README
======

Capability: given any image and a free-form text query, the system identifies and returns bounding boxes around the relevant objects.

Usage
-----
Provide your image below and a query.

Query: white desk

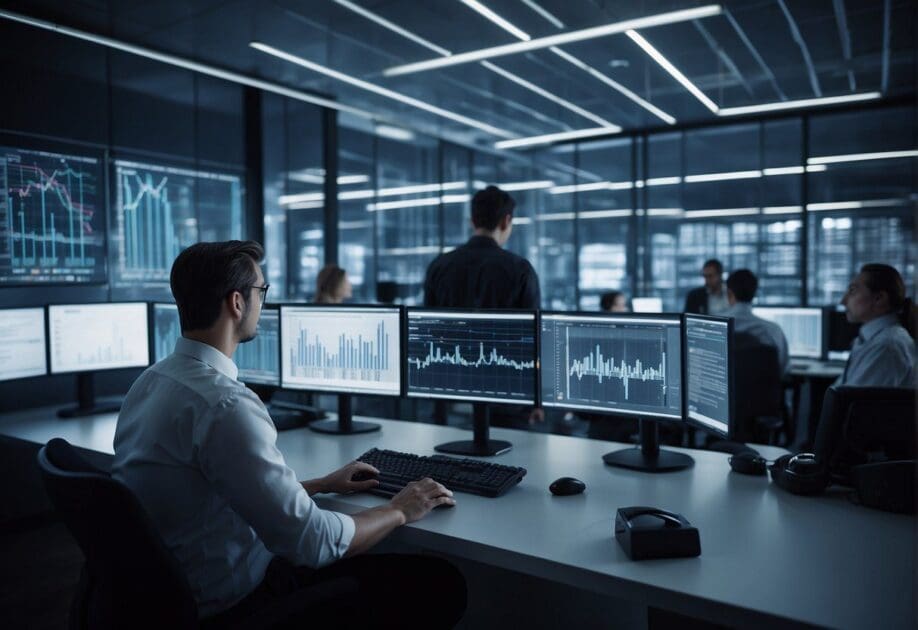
[1,408,914,629]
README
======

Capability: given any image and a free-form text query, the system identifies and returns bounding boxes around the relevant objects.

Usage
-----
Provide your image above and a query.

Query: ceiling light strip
[718,92,880,116]
[625,30,720,114]
[807,149,918,165]
[384,5,723,76]
[460,0,532,40]
[550,47,677,125]
[250,42,514,138]
[496,126,621,149]
[521,0,565,29]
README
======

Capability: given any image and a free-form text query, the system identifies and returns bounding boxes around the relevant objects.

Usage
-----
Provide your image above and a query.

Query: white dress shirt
[112,337,354,617]
[724,302,790,374]
[836,313,915,388]
[707,288,730,315]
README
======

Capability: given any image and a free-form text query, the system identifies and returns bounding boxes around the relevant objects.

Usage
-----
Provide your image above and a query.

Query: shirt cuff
[335,511,356,556]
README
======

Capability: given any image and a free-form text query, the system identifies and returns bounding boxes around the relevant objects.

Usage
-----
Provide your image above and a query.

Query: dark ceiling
[2,0,915,149]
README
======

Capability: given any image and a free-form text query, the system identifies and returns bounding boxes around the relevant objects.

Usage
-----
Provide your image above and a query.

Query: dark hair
[726,269,758,303]
[471,185,516,231]
[315,264,347,304]
[702,259,724,274]
[860,263,915,334]
[170,240,264,332]
[600,291,625,311]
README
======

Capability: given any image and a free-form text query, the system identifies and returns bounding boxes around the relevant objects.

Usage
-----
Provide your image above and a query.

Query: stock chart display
[236,308,280,386]
[113,159,242,291]
[406,310,537,405]
[0,145,106,284]
[541,314,683,419]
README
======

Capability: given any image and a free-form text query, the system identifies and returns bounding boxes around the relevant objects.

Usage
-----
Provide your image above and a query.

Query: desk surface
[1,408,914,630]
[788,358,845,379]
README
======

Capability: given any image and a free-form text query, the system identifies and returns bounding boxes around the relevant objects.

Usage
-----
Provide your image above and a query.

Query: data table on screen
[0,145,106,284]
[540,315,682,418]
[0,308,47,381]
[685,316,731,436]
[751,306,822,358]
[49,303,150,374]
[406,311,536,405]
[280,306,401,396]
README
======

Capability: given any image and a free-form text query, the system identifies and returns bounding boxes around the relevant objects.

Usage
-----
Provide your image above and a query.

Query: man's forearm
[344,505,406,557]
[301,478,328,496]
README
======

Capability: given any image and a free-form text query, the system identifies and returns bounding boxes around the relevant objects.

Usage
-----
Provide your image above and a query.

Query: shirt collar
[706,286,725,297]
[725,302,753,316]
[174,337,239,381]
[467,235,499,248]
[859,313,899,342]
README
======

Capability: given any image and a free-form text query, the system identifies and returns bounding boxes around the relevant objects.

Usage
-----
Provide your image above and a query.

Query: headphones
[729,451,831,496]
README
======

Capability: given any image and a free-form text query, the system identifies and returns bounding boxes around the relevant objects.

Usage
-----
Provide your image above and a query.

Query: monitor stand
[435,403,512,457]
[58,373,122,418]
[309,394,380,435]
[602,419,694,472]
[250,386,326,431]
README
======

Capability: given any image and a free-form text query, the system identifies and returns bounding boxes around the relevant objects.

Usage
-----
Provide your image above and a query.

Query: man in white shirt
[835,263,915,388]
[684,259,730,315]
[113,241,465,627]
[722,269,789,374]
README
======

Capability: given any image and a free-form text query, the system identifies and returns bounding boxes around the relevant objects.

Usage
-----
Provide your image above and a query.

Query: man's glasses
[250,284,270,306]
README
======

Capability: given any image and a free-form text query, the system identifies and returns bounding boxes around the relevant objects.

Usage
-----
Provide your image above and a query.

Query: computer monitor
[152,303,181,362]
[631,297,663,313]
[540,312,689,471]
[683,315,734,439]
[751,306,823,359]
[280,304,401,434]
[48,302,150,417]
[825,306,860,362]
[406,309,537,456]
[0,307,47,381]
[236,306,280,387]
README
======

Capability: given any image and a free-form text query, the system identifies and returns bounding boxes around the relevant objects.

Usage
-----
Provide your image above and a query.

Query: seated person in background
[836,263,915,388]
[600,290,629,313]
[315,263,352,304]
[723,269,789,375]
[684,258,730,315]
[113,241,465,627]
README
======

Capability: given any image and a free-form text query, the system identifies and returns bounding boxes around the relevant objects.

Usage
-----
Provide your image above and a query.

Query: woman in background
[315,264,352,304]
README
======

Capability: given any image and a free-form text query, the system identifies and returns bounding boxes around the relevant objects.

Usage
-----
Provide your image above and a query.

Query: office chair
[813,386,916,483]
[37,438,355,630]
[732,333,786,445]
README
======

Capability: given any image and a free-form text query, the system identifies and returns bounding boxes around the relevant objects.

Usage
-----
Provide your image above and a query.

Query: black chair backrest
[814,386,916,482]
[732,332,783,443]
[37,438,198,630]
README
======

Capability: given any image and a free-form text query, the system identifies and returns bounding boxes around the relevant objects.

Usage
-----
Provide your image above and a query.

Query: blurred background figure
[600,290,629,313]
[315,264,352,304]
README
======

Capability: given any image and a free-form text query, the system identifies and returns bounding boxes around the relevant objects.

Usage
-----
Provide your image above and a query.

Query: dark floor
[0,518,83,630]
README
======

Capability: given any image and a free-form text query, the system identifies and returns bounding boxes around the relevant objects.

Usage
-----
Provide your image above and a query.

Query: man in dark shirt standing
[424,185,540,309]
[424,185,542,427]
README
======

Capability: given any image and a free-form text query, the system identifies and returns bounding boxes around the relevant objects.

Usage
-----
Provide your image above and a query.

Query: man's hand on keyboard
[389,478,456,523]
[320,461,381,494]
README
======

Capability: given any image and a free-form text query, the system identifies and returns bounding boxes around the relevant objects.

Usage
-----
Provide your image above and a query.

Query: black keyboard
[355,448,527,498]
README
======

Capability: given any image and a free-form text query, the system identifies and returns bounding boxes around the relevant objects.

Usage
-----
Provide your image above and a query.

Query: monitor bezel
[236,305,281,387]
[750,305,824,359]
[404,307,538,406]
[537,310,684,420]
[0,306,48,382]
[279,303,404,398]
[682,313,735,439]
[47,301,152,375]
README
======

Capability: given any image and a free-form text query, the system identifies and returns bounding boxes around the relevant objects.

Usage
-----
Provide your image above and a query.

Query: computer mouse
[729,451,768,476]
[786,452,820,475]
[549,477,586,496]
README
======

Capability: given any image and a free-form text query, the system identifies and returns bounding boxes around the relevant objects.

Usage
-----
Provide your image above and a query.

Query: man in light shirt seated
[723,269,789,375]
[112,240,465,627]
[835,263,915,388]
